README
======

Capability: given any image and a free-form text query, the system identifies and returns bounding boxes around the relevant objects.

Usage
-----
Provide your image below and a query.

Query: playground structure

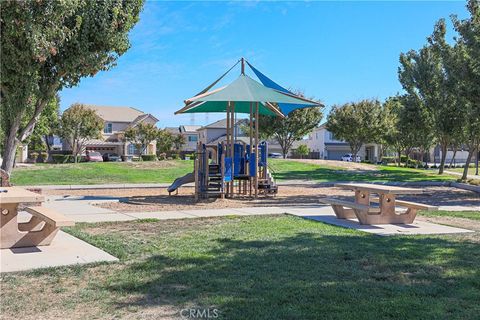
[171,58,323,200]
[193,140,277,199]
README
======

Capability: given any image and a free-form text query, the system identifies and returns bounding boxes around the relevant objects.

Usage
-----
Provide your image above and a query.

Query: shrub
[382,156,395,164]
[30,152,39,161]
[171,154,179,160]
[141,154,157,161]
[52,154,71,164]
[184,153,196,160]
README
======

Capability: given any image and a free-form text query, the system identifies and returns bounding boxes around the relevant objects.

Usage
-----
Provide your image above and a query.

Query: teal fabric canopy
[180,101,279,116]
[176,74,321,117]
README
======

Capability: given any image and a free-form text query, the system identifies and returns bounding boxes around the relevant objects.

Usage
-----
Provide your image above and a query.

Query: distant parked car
[102,153,121,162]
[341,153,361,162]
[85,151,103,162]
[268,153,283,159]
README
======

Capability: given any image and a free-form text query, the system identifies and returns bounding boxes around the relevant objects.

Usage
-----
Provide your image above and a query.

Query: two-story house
[179,125,201,152]
[306,123,381,162]
[64,105,158,158]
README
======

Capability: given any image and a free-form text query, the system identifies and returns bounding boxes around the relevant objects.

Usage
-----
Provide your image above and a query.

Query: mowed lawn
[269,159,455,183]
[10,160,194,185]
[11,159,456,186]
[1,215,479,320]
[420,210,480,221]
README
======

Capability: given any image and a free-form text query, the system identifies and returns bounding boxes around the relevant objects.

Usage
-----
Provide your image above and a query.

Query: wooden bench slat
[370,198,438,211]
[319,197,381,213]
[25,206,75,228]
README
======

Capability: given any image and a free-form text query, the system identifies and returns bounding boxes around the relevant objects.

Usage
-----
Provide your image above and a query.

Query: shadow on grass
[104,231,480,319]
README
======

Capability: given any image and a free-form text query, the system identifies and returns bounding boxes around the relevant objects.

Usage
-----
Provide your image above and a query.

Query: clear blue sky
[59,0,468,127]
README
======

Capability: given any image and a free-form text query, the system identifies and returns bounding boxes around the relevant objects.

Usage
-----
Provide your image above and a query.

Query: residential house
[428,145,476,165]
[180,125,201,152]
[306,123,381,162]
[63,105,158,158]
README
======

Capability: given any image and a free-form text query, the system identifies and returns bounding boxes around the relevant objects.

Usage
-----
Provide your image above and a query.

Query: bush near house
[141,154,157,161]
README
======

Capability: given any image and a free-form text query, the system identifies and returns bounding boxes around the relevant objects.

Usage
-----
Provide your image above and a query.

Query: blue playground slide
[167,172,195,193]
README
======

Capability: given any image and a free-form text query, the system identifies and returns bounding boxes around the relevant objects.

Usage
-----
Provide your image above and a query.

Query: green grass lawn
[1,215,478,319]
[269,159,455,183]
[10,160,194,185]
[420,210,480,221]
[11,159,456,186]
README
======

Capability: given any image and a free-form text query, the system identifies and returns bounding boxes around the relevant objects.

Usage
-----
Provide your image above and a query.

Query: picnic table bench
[1,187,74,249]
[319,183,438,225]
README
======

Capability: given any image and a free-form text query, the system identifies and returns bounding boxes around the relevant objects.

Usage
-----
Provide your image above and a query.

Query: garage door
[326,150,347,160]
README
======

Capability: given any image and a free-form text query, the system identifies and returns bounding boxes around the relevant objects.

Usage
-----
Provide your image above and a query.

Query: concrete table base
[0,231,118,273]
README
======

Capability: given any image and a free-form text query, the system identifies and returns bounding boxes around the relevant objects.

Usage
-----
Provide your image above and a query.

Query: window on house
[188,135,198,142]
[104,123,112,134]
[128,144,138,155]
[329,132,338,141]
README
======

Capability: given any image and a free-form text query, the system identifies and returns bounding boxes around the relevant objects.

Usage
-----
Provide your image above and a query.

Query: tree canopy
[1,0,144,173]
[58,104,103,162]
[124,123,159,157]
[326,99,383,160]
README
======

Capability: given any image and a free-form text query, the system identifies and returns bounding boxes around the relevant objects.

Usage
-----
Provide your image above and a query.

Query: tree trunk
[461,148,474,181]
[397,149,402,167]
[44,135,52,152]
[1,116,22,174]
[448,147,457,168]
[476,148,479,176]
[438,143,447,174]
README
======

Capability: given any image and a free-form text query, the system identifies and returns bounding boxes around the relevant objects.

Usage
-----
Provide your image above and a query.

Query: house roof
[165,127,180,134]
[180,125,201,133]
[199,118,247,130]
[81,105,158,123]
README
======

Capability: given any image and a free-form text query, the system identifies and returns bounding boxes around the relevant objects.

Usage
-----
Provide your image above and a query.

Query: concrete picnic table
[320,183,436,225]
[0,186,74,249]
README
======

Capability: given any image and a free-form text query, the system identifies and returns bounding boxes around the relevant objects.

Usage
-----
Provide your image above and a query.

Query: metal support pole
[249,102,253,197]
[255,102,259,198]
[231,101,235,196]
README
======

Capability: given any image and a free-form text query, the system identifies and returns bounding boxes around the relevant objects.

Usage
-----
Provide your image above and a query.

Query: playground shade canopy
[175,60,323,117]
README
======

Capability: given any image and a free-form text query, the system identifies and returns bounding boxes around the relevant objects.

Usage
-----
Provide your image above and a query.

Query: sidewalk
[24,180,454,190]
[39,194,480,224]
[445,170,479,180]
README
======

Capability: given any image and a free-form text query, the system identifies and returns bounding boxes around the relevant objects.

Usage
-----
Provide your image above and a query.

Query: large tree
[398,40,462,174]
[1,0,143,173]
[124,123,159,158]
[258,107,323,159]
[326,99,383,161]
[156,129,175,155]
[58,104,103,162]
[430,0,480,180]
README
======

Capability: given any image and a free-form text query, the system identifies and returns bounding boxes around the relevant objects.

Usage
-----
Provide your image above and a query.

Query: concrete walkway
[445,170,479,180]
[0,231,118,273]
[37,196,476,235]
[20,180,455,190]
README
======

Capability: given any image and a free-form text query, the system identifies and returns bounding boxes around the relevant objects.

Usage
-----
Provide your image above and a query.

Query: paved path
[21,195,472,236]
[23,180,458,190]
[445,170,479,180]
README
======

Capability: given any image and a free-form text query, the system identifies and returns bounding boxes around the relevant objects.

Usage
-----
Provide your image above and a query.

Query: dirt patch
[288,159,377,171]
[44,185,480,213]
